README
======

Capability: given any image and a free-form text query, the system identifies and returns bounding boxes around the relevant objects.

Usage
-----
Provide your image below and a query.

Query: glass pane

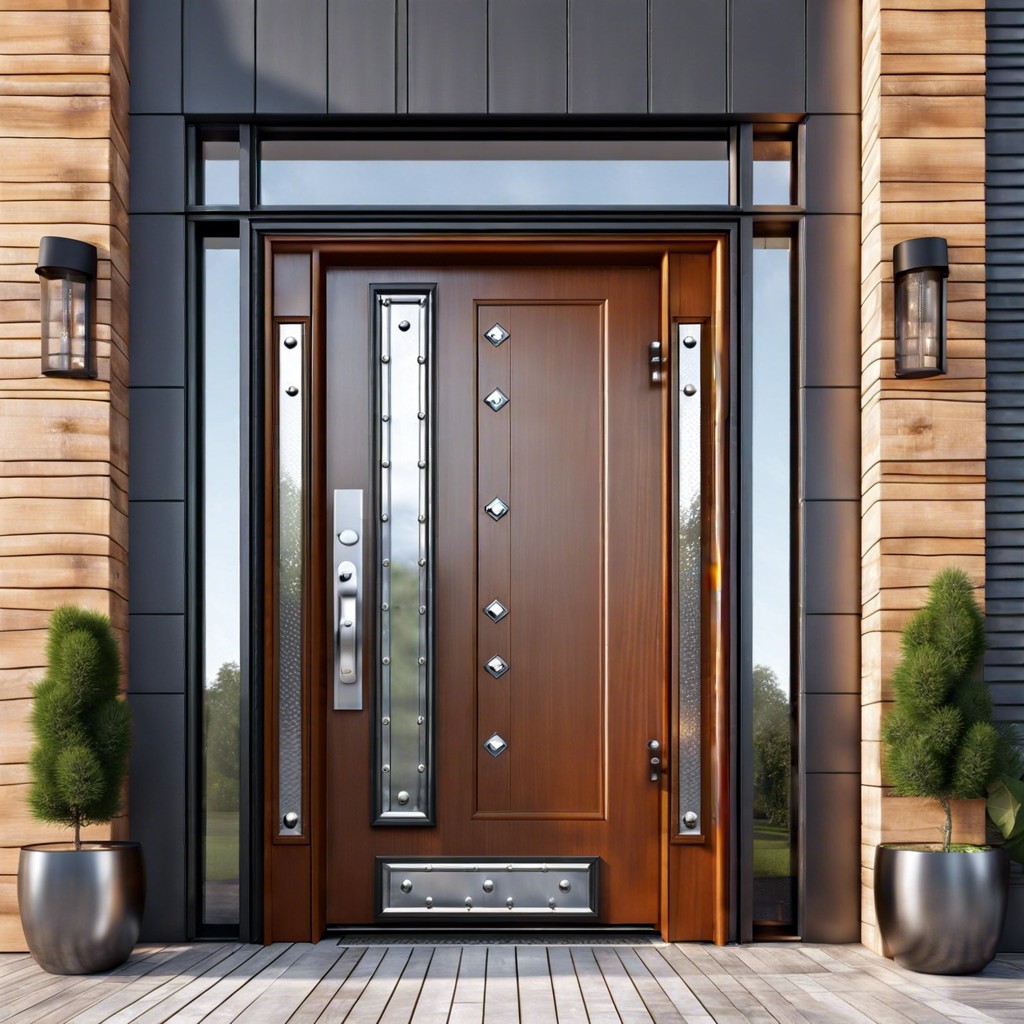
[260,139,730,206]
[278,323,305,835]
[376,291,433,822]
[753,139,794,206]
[751,238,795,930]
[202,238,241,926]
[201,137,240,206]
[676,323,703,834]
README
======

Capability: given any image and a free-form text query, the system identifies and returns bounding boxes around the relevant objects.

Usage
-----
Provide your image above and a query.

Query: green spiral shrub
[882,568,1019,851]
[28,606,131,850]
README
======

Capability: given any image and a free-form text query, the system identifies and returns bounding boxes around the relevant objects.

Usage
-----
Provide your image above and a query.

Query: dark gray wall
[128,0,862,943]
[986,1,1024,952]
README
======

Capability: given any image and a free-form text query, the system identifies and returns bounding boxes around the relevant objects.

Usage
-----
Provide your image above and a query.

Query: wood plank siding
[986,0,1024,949]
[0,0,129,950]
[861,0,988,954]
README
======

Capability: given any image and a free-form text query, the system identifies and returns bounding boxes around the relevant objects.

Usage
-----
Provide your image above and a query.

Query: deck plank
[613,946,687,1024]
[313,945,387,1023]
[515,946,557,1024]
[287,945,365,1024]
[198,943,312,1024]
[592,947,654,1023]
[379,946,434,1024]
[409,945,460,1024]
[230,941,344,1023]
[569,946,621,1024]
[482,946,518,1024]
[345,945,414,1024]
[633,946,714,1023]
[547,946,590,1023]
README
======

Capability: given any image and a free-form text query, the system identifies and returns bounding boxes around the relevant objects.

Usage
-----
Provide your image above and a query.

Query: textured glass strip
[376,291,433,823]
[677,323,703,834]
[278,322,304,835]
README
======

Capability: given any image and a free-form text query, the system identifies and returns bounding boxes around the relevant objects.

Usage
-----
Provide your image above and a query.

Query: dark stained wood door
[324,265,664,925]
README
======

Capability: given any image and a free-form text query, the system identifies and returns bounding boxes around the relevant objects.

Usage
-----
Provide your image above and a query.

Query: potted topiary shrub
[17,605,144,974]
[875,568,1021,974]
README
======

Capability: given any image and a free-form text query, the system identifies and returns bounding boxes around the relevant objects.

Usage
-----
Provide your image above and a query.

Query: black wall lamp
[893,236,948,378]
[35,235,97,378]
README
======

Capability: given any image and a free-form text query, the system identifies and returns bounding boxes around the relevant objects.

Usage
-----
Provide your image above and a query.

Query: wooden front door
[324,264,662,925]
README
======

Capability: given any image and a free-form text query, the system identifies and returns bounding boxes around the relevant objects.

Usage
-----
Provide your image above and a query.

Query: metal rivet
[683,384,697,397]
[381,513,389,522]
[382,459,390,468]
[382,298,391,306]
[418,460,426,469]
[426,897,433,908]
[397,791,410,805]
[417,355,426,364]
[382,414,390,422]
[418,412,426,420]
[482,879,494,893]
[382,716,391,726]
[382,657,390,665]
[683,811,698,829]
[382,602,389,611]
[485,656,509,678]
[485,497,510,521]
[418,514,426,523]
[418,558,426,566]
[418,657,426,665]
[506,897,515,908]
[401,879,413,893]
[383,559,390,567]
[683,335,697,349]
[283,336,298,349]
[417,764,425,773]
[419,606,427,614]
[485,323,510,346]
[382,355,391,364]
[282,811,299,829]
[548,898,556,909]
[417,716,425,725]
[382,764,390,773]
[339,529,359,545]
[559,879,571,893]
[285,385,299,397]
[465,897,473,909]
[398,320,411,331]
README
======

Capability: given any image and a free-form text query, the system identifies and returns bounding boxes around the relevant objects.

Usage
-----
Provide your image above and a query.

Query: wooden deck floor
[0,940,1021,1024]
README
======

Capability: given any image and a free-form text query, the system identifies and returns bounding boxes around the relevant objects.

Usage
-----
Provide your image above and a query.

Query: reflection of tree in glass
[205,661,240,812]
[753,664,790,827]
[387,561,423,776]
[277,471,303,815]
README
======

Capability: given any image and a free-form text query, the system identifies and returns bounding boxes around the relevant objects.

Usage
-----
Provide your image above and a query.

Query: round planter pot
[874,845,1008,975]
[18,841,145,975]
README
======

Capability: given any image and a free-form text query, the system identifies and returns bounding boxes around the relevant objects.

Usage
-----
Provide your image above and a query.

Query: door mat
[332,930,663,945]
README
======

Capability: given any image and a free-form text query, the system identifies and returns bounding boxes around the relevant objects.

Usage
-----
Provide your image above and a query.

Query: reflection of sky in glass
[202,140,240,206]
[262,154,729,206]
[753,159,791,206]
[203,242,241,685]
[387,308,422,564]
[752,244,791,690]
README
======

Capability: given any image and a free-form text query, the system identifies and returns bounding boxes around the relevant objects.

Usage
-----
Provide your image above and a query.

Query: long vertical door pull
[334,489,363,710]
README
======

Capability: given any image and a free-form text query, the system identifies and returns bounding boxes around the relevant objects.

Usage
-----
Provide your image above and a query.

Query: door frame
[261,232,732,944]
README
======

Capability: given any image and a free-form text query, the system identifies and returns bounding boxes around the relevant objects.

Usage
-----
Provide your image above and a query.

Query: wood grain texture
[861,0,985,953]
[0,2,127,951]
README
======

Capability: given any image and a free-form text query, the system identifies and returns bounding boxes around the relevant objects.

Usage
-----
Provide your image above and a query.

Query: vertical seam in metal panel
[646,0,652,114]
[486,0,491,113]
[566,0,572,113]
[726,0,733,114]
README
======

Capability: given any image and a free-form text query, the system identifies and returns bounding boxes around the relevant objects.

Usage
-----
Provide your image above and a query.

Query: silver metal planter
[874,845,1008,975]
[18,841,145,975]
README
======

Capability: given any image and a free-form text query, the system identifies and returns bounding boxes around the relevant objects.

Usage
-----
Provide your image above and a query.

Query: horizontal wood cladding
[861,0,987,953]
[0,0,128,951]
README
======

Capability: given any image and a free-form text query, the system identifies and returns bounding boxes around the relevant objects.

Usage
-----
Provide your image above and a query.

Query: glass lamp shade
[893,237,948,379]
[35,236,97,379]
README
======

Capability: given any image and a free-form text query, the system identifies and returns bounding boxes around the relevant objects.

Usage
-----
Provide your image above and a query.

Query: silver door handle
[338,561,358,683]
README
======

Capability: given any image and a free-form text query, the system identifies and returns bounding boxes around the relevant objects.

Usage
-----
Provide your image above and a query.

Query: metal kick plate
[378,858,599,919]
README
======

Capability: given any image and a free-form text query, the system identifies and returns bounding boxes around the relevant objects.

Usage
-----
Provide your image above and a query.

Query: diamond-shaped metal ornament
[485,323,510,346]
[485,497,509,520]
[483,388,509,412]
[485,655,509,678]
[484,599,509,623]
[484,733,508,757]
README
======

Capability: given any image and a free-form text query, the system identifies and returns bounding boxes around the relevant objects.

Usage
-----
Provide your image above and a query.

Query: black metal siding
[987,1,1024,952]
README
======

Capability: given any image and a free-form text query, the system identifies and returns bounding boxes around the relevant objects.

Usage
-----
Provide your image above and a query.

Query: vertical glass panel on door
[201,237,241,927]
[751,237,795,932]
[259,138,731,207]
[373,288,434,824]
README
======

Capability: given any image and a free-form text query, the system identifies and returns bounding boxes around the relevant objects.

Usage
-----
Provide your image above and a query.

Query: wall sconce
[893,236,948,378]
[35,236,97,378]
